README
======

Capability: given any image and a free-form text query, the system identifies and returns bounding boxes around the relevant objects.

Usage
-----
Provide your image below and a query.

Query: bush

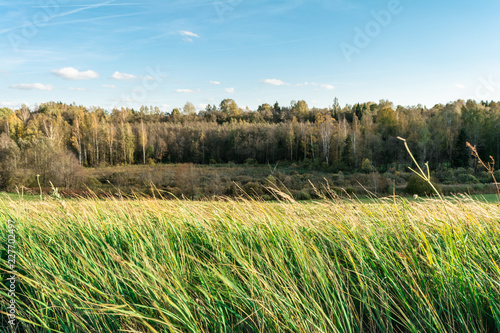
[296,190,311,201]
[266,175,277,185]
[437,168,456,184]
[261,194,273,201]
[406,174,441,196]
[477,171,493,184]
[361,158,375,173]
[494,170,500,182]
[243,182,263,196]
[165,186,182,198]
[456,173,479,184]
[224,183,239,196]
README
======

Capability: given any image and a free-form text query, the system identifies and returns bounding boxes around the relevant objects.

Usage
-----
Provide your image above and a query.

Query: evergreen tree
[341,135,355,170]
[452,128,469,168]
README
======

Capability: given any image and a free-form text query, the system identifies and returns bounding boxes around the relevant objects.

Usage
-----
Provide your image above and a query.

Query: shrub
[165,186,182,198]
[296,190,311,201]
[261,194,273,201]
[406,174,441,196]
[224,183,239,196]
[494,170,500,182]
[472,184,486,192]
[361,158,375,173]
[477,171,493,184]
[456,173,479,184]
[244,158,258,165]
[437,168,456,184]
[243,182,263,196]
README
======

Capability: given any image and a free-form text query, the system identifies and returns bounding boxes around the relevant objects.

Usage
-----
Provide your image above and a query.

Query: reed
[0,194,499,332]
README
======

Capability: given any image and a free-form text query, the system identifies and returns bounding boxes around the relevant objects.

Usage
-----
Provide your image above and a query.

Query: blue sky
[1,0,500,112]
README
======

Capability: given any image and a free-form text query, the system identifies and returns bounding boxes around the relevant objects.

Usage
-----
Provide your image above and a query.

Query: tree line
[0,98,499,189]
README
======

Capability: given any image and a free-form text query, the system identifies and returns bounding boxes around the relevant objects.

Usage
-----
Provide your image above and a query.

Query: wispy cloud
[210,81,221,85]
[175,89,194,93]
[321,84,335,90]
[112,71,137,80]
[102,84,116,88]
[42,12,146,28]
[34,3,142,8]
[53,67,99,80]
[69,87,87,91]
[179,30,200,42]
[225,87,235,93]
[10,83,53,91]
[455,83,466,89]
[180,30,200,38]
[262,79,289,86]
[50,0,114,19]
[0,1,115,34]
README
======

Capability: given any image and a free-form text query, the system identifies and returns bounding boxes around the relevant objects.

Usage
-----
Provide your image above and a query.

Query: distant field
[9,162,498,202]
[1,195,499,332]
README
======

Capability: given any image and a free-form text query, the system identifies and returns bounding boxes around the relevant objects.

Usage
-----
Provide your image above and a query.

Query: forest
[0,98,499,194]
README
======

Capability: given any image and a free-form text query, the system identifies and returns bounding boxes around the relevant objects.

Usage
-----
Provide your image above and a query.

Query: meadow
[1,193,500,332]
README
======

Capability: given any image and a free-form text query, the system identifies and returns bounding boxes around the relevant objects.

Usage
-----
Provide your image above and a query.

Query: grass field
[1,194,500,332]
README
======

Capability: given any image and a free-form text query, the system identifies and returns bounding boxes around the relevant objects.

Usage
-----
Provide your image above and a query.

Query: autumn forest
[0,98,499,196]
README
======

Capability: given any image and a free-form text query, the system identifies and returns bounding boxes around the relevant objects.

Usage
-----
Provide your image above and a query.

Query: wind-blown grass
[1,195,500,332]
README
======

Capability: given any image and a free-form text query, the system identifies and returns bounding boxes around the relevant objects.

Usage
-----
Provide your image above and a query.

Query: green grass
[469,193,500,203]
[1,195,500,332]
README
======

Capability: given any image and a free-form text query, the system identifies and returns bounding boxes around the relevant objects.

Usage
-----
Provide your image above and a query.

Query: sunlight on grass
[1,195,499,332]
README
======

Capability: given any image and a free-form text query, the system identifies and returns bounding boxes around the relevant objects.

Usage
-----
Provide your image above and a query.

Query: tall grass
[1,195,500,332]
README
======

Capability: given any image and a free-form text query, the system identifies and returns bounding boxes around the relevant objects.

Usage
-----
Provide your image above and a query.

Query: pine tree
[452,128,469,168]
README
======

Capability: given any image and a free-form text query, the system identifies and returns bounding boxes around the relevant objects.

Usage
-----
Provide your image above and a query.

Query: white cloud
[179,30,200,42]
[210,81,221,85]
[198,103,208,110]
[175,89,194,93]
[455,83,466,89]
[52,67,99,80]
[112,71,137,80]
[262,79,289,86]
[321,84,335,90]
[10,83,53,91]
[102,84,116,88]
[310,82,319,86]
[69,87,87,91]
[225,87,235,93]
[179,30,200,38]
